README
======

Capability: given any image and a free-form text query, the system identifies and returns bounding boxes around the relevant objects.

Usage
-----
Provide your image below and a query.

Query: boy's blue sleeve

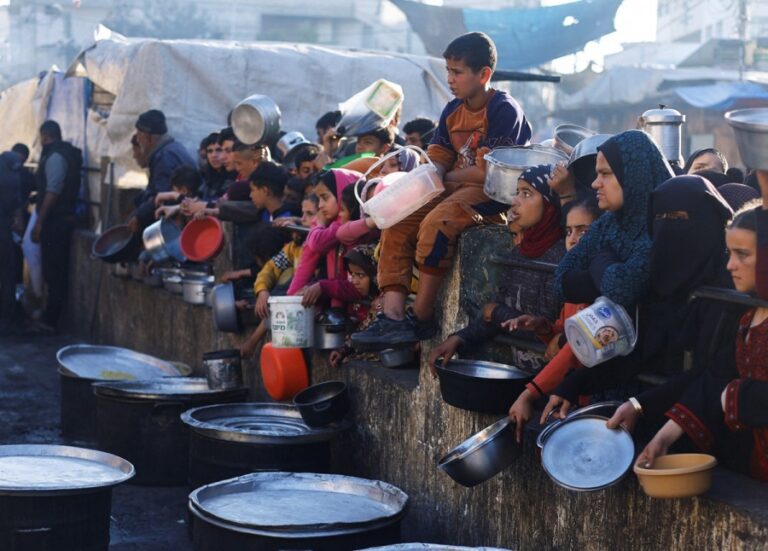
[485,93,532,148]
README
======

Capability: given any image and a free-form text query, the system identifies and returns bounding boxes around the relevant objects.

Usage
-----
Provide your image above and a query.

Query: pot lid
[189,472,408,537]
[92,377,247,401]
[181,402,348,444]
[56,344,180,381]
[640,104,685,124]
[437,358,530,381]
[541,415,634,491]
[0,444,134,494]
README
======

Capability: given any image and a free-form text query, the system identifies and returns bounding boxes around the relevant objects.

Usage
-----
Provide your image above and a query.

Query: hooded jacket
[287,169,362,295]
[555,130,674,312]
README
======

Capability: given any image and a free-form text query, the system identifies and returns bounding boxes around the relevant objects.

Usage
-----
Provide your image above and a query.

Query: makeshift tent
[69,27,451,168]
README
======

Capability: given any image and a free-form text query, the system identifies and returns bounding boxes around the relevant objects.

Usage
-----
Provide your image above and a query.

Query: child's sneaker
[350,313,418,351]
[407,312,438,340]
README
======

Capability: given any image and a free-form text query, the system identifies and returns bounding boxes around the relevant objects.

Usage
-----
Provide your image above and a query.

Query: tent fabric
[393,0,621,70]
[75,29,451,168]
[557,66,768,111]
[674,82,768,110]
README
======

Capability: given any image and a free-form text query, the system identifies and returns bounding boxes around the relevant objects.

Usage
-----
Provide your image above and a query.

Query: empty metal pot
[202,349,243,390]
[438,417,519,487]
[232,94,282,146]
[293,381,350,428]
[182,275,215,306]
[142,217,186,264]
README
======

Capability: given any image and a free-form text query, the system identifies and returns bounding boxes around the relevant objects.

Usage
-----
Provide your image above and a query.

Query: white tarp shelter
[0,26,451,193]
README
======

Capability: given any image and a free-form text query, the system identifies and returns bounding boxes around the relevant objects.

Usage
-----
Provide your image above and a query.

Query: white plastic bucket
[355,145,444,229]
[268,296,314,349]
[564,296,638,367]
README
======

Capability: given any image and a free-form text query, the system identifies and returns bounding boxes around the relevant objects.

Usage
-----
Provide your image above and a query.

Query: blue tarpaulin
[393,0,622,70]
[674,82,768,110]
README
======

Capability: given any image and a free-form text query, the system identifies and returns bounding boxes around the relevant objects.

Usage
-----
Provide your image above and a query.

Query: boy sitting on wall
[352,31,532,350]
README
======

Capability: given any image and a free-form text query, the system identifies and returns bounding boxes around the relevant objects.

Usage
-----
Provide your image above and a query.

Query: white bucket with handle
[268,296,314,348]
[564,296,638,367]
[354,145,444,229]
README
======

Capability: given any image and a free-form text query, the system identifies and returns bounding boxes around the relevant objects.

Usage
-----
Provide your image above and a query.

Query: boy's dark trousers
[0,219,17,324]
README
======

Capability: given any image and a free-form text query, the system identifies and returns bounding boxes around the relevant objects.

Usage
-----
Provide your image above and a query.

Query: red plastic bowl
[260,343,308,401]
[180,216,224,262]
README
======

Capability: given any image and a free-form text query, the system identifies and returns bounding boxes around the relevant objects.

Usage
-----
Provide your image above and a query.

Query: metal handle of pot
[312,401,333,412]
[12,527,52,551]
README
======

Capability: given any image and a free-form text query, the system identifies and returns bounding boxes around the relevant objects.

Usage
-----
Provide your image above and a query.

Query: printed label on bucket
[564,297,636,368]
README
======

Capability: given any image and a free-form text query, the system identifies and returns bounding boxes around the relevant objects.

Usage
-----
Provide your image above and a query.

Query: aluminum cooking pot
[92,224,142,264]
[182,274,215,306]
[438,417,519,487]
[313,309,349,350]
[277,131,315,164]
[232,94,282,146]
[142,217,186,264]
[536,401,623,449]
[725,108,768,170]
[293,381,350,428]
[211,282,240,333]
[484,145,568,205]
[553,124,595,156]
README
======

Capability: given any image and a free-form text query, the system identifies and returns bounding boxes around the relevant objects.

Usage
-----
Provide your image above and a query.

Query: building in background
[657,0,768,43]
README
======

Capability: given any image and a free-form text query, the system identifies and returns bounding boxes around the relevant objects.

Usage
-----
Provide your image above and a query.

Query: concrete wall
[67,223,768,550]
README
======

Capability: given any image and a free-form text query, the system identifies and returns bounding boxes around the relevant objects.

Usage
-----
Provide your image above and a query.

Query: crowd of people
[2,30,768,483]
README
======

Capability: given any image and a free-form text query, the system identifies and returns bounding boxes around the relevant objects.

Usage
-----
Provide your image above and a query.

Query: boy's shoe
[350,313,418,352]
[408,312,438,340]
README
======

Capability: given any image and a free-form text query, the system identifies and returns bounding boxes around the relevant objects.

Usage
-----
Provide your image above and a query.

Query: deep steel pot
[725,108,768,170]
[183,275,215,306]
[293,381,350,428]
[181,403,347,489]
[142,217,186,264]
[188,472,407,551]
[438,417,519,487]
[639,104,685,165]
[59,368,98,443]
[93,379,247,486]
[91,224,142,264]
[162,275,184,294]
[232,94,282,146]
[313,310,348,350]
[212,282,240,333]
[0,445,133,551]
[202,349,243,390]
[435,359,531,414]
[483,145,568,205]
[378,348,416,369]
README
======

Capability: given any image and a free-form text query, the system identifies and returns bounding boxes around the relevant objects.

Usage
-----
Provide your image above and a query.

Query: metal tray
[92,377,247,401]
[56,344,180,380]
[437,358,530,380]
[540,415,634,492]
[181,402,350,444]
[188,471,408,537]
[0,444,134,495]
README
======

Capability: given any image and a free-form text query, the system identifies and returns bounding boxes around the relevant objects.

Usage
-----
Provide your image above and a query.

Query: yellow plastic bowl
[634,453,717,498]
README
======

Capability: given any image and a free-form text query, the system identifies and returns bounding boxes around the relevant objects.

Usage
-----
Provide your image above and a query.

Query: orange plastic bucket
[259,343,308,401]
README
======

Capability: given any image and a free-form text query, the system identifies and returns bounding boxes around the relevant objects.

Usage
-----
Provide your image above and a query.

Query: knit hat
[135,109,168,135]
[519,164,556,203]
[717,183,760,212]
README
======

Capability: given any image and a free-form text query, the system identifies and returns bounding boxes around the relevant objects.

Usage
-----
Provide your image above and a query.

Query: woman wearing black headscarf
[547,175,740,420]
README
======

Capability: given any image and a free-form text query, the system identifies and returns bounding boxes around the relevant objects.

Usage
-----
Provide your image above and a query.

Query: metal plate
[439,359,530,380]
[181,403,349,444]
[189,472,408,537]
[56,344,180,381]
[92,377,247,401]
[0,444,134,494]
[541,415,634,492]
